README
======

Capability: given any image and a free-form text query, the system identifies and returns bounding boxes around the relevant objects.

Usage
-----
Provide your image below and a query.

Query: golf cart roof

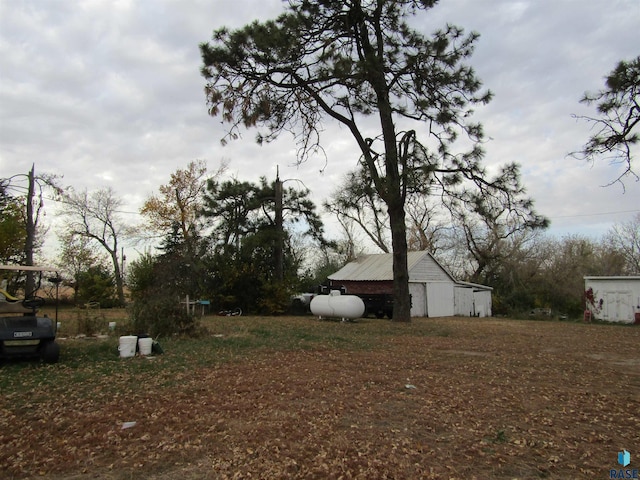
[0,265,59,273]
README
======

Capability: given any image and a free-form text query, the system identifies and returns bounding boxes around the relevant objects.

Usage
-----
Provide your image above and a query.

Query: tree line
[2,160,639,328]
[2,1,638,332]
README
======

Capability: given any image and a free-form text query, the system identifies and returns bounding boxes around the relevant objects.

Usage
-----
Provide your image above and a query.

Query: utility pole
[25,165,36,295]
[121,247,126,285]
[4,165,58,296]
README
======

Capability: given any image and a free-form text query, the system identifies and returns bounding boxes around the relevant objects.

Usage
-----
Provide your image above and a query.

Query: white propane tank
[310,290,365,320]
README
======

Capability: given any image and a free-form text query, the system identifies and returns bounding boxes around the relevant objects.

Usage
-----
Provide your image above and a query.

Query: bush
[76,265,118,308]
[129,295,200,337]
[128,253,201,337]
[256,282,291,315]
[76,306,106,336]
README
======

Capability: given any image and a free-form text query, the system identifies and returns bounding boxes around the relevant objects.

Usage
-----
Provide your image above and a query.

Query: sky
[1,0,639,262]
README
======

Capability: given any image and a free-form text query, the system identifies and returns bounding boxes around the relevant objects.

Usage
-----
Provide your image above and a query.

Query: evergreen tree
[201,0,521,320]
[572,56,640,186]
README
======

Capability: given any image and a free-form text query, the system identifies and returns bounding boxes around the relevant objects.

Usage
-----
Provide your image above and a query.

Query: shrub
[256,282,291,315]
[127,252,201,337]
[129,295,199,337]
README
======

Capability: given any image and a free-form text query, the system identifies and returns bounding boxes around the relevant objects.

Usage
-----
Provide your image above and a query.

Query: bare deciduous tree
[605,213,640,274]
[60,187,135,306]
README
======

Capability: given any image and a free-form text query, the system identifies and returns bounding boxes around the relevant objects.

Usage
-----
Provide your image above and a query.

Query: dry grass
[1,315,638,479]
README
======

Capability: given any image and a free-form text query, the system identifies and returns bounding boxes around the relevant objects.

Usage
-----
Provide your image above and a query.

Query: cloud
[1,0,639,261]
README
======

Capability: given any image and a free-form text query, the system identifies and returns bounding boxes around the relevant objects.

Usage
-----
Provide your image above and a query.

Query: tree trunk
[110,248,125,306]
[388,200,411,322]
[376,104,411,322]
[375,81,411,322]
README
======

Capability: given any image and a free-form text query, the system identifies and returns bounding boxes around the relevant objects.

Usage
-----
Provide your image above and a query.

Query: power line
[549,209,640,219]
[11,192,142,215]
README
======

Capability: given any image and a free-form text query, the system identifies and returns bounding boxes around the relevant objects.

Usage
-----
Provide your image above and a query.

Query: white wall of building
[474,290,492,317]
[585,276,640,324]
[409,282,427,317]
[426,282,455,317]
[454,286,474,316]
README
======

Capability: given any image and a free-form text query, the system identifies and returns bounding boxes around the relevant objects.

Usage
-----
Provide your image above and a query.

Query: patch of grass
[0,315,451,398]
[40,305,131,337]
[0,314,454,419]
[230,316,444,351]
[493,429,508,444]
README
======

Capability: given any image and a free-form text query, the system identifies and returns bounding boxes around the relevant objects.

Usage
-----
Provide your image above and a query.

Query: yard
[1,312,638,479]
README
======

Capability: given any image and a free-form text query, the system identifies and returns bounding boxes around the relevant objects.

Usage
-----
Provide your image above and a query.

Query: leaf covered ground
[1,316,638,479]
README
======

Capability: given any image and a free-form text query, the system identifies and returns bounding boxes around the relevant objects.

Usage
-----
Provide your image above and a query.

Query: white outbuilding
[454,281,493,318]
[584,276,640,324]
[327,251,492,318]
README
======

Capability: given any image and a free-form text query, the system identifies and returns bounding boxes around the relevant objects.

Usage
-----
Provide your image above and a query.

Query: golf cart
[0,265,62,364]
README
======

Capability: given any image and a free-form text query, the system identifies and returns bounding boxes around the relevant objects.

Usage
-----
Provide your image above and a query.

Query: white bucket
[118,336,138,358]
[138,337,153,356]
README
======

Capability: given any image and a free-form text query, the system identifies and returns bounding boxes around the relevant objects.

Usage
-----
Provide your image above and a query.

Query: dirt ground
[2,317,639,479]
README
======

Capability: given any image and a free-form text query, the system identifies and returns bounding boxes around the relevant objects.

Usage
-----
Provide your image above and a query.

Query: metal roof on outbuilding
[328,251,454,282]
[455,280,494,291]
[584,276,640,280]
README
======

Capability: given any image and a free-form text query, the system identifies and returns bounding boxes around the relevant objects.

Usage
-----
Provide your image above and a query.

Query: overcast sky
[1,0,639,260]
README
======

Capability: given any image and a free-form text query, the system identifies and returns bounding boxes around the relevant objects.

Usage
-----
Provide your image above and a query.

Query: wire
[549,209,640,219]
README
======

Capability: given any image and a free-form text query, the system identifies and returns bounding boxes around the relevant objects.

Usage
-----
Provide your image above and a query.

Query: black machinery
[0,265,61,364]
